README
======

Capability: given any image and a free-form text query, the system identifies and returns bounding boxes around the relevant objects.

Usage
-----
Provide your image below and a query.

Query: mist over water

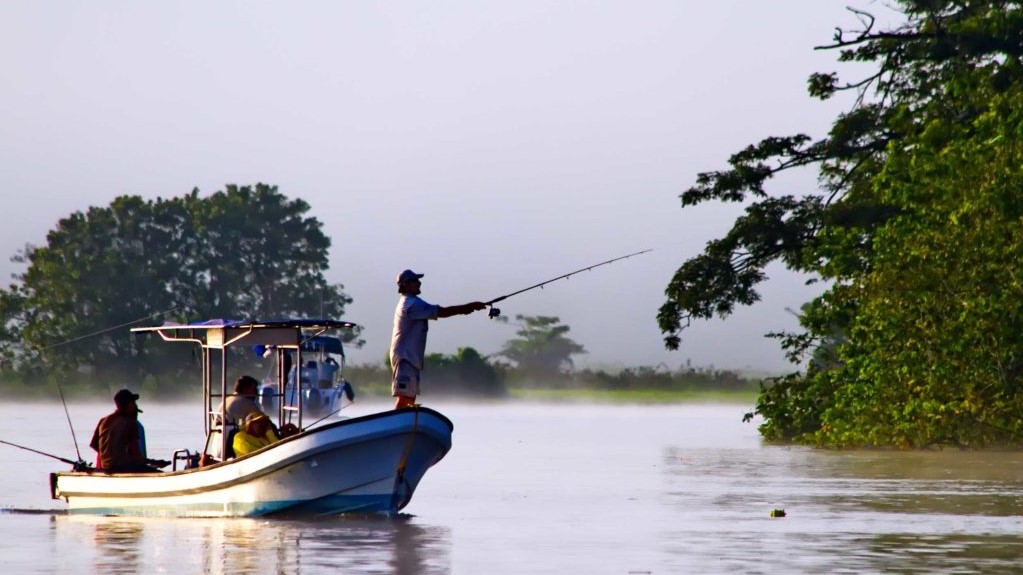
[2,401,1022,574]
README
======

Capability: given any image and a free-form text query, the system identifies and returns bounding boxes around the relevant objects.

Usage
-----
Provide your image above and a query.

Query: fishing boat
[256,334,354,419]
[49,319,453,517]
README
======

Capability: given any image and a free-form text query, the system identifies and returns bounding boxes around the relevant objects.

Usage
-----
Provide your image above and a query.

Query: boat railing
[130,319,359,457]
[172,448,200,471]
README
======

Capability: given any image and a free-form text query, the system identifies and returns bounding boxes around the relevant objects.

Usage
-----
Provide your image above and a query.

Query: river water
[1,400,1022,574]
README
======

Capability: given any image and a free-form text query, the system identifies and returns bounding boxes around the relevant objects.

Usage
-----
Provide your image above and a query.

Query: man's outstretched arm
[437,301,487,318]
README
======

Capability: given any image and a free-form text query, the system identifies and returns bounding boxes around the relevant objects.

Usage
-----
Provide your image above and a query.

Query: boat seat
[204,425,239,461]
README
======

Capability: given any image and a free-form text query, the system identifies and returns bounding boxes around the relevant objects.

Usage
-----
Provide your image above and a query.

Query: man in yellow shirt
[233,411,278,457]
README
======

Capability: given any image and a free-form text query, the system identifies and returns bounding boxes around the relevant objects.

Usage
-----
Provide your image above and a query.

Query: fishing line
[34,306,181,353]
[303,382,356,430]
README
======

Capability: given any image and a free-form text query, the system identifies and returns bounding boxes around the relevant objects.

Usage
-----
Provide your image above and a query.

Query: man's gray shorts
[392,360,420,398]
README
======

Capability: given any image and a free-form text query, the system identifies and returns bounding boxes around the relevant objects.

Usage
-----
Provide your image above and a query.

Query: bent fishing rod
[484,249,651,319]
[56,380,84,465]
[0,439,91,471]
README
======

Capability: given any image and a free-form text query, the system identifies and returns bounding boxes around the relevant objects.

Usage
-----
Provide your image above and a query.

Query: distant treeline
[345,350,760,399]
[0,347,761,401]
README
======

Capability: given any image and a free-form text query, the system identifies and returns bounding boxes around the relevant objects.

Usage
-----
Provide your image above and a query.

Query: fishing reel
[488,306,501,319]
[72,459,94,472]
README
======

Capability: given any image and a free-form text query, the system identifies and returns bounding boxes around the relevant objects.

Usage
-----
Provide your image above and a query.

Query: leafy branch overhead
[662,2,1023,446]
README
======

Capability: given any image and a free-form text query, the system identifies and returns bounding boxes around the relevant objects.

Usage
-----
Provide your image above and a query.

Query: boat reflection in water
[61,514,451,575]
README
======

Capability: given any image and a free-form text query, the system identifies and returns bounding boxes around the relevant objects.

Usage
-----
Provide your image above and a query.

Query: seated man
[89,389,168,473]
[214,375,265,427]
[233,411,279,457]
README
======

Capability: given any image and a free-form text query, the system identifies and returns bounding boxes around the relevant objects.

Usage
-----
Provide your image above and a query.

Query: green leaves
[424,347,505,397]
[497,315,586,375]
[665,2,1023,445]
[0,184,355,384]
[820,91,1023,446]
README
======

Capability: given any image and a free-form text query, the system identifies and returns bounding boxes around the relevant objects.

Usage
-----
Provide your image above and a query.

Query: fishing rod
[24,307,181,468]
[0,439,91,471]
[484,249,652,319]
[56,380,84,464]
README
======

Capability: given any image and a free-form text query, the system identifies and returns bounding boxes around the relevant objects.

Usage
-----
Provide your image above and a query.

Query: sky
[0,1,903,374]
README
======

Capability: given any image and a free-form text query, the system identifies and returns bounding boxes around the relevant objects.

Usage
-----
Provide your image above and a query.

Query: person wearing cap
[89,389,166,473]
[390,269,487,409]
[233,411,279,457]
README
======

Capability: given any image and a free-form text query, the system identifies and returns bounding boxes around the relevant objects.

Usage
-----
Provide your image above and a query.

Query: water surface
[1,401,1022,574]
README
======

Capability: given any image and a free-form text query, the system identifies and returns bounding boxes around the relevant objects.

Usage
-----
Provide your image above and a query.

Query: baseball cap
[396,269,424,285]
[243,411,269,427]
[113,389,142,412]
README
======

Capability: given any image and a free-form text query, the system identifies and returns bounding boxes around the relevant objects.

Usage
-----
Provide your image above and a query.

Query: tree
[661,3,1023,445]
[0,184,356,387]
[497,315,586,375]
[424,347,505,397]
[10,195,187,386]
[183,184,352,320]
[815,93,1023,447]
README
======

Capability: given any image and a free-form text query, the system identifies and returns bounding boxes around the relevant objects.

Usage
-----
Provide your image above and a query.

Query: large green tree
[1,183,354,385]
[660,3,1023,446]
[498,315,586,375]
[183,185,349,319]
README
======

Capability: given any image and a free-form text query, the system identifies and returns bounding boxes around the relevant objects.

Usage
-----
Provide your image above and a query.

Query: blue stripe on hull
[65,494,396,518]
[280,494,396,516]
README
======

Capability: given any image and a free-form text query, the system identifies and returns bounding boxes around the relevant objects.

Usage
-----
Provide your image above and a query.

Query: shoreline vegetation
[0,361,765,405]
[506,387,758,404]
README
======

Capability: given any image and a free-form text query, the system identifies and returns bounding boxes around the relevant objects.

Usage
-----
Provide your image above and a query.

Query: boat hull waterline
[52,408,451,517]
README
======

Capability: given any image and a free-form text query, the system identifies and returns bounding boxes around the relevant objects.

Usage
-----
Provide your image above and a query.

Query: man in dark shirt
[89,389,164,473]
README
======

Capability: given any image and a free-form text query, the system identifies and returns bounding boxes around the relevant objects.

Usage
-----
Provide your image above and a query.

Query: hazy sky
[1,2,902,373]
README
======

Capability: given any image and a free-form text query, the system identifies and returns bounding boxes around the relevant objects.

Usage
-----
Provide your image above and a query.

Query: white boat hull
[52,407,451,517]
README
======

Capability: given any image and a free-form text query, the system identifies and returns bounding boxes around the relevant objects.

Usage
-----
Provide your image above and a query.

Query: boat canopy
[131,319,358,350]
[131,318,361,448]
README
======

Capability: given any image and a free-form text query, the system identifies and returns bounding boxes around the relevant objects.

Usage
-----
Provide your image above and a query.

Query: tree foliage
[425,347,506,397]
[0,183,355,387]
[662,2,1023,446]
[497,315,586,375]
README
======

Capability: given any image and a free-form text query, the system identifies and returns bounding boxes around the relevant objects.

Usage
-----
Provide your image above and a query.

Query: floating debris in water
[770,508,786,518]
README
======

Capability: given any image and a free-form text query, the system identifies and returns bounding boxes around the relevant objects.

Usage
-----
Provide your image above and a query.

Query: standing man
[89,389,166,473]
[390,269,486,409]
